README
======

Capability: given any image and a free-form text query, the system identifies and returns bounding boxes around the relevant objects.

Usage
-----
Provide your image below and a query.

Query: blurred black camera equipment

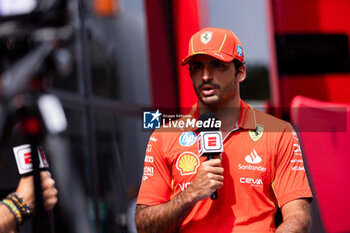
[0,1,71,233]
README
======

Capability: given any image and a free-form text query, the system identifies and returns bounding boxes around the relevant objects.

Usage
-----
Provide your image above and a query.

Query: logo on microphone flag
[13,144,49,175]
[208,136,217,147]
[197,131,223,156]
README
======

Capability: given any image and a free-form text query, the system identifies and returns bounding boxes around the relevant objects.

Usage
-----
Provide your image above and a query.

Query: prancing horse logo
[200,31,213,44]
[248,125,264,142]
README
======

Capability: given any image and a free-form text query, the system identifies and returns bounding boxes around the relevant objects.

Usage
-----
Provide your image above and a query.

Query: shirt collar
[186,100,257,132]
[238,99,256,130]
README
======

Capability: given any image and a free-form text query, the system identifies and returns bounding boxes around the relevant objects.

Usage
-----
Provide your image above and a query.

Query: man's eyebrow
[189,61,202,65]
[209,60,223,64]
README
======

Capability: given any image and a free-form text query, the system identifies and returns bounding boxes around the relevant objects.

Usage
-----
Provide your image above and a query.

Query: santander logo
[245,149,262,164]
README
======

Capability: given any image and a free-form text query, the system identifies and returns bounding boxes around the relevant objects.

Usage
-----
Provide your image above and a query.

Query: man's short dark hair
[233,59,244,71]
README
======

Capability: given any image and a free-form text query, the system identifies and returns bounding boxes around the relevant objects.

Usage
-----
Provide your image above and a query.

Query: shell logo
[176,152,200,175]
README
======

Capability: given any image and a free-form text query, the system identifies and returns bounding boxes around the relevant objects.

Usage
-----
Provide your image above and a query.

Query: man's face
[189,55,244,107]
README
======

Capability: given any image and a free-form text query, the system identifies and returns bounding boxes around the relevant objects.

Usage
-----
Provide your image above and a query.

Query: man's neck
[198,98,241,134]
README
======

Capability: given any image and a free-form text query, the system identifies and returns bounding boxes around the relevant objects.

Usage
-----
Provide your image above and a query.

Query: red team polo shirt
[137,100,313,232]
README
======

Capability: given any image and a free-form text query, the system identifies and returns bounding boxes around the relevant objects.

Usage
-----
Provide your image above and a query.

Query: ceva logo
[240,177,263,186]
[245,149,262,164]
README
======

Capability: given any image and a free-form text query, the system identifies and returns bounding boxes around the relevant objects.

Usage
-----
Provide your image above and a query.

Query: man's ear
[237,65,246,83]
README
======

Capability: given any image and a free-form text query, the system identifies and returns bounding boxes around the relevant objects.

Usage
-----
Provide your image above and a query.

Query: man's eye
[212,61,224,68]
[190,63,202,72]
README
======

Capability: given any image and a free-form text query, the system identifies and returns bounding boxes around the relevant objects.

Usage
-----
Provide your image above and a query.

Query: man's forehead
[188,54,225,63]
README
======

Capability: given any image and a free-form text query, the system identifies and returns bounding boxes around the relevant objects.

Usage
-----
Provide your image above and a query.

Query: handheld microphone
[13,144,49,175]
[197,112,223,200]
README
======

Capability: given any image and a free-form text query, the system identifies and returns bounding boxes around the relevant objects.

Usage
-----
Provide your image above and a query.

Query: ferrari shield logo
[248,125,264,142]
[200,31,213,44]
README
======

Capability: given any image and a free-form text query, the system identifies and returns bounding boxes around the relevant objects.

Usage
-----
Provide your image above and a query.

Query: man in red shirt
[136,27,313,232]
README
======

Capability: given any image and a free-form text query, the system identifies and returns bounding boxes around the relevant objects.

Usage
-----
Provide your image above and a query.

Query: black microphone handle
[207,153,219,200]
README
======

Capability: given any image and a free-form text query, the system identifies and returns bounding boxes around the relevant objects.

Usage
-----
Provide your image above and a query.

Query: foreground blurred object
[290,96,350,233]
[0,0,92,232]
[0,28,68,233]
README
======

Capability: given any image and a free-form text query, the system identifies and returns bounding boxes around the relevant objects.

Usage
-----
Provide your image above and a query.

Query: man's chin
[200,96,220,106]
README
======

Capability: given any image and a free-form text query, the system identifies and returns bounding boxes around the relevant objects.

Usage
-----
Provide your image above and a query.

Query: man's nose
[202,65,213,82]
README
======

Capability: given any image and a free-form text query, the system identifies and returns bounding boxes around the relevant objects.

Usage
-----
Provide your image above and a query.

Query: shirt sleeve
[272,124,313,207]
[136,131,172,205]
